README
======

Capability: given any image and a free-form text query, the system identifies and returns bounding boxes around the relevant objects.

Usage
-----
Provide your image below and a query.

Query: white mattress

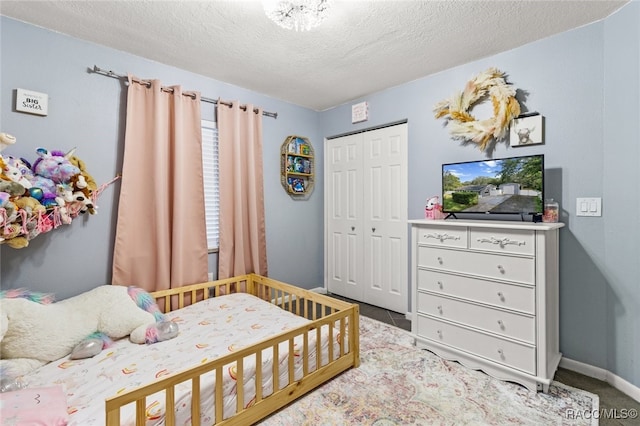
[21,292,347,425]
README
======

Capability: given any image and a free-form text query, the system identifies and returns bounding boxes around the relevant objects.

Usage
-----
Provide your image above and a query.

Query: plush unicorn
[0,286,179,380]
[29,148,81,206]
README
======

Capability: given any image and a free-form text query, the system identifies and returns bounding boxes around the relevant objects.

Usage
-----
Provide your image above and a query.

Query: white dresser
[409,219,564,392]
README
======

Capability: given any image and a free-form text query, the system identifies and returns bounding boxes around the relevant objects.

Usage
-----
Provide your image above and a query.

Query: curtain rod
[90,65,278,119]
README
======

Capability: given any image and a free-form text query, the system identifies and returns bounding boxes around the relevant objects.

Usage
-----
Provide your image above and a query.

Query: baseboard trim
[560,357,640,403]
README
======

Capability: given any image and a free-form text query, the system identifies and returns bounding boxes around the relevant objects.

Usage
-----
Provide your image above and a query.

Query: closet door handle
[351,226,355,231]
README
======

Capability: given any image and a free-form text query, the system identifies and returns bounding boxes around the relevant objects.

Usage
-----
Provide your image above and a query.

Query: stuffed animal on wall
[14,196,45,216]
[2,156,33,189]
[0,133,16,152]
[0,181,25,226]
[68,174,96,214]
[67,152,98,214]
[68,153,97,192]
[0,224,28,248]
[29,148,81,206]
[0,286,179,380]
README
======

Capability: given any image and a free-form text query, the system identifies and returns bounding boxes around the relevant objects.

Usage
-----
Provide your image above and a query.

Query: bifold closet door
[325,123,408,314]
[361,125,408,314]
[326,133,365,301]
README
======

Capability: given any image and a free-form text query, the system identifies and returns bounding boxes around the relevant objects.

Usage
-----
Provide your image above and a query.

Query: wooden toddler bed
[19,274,360,425]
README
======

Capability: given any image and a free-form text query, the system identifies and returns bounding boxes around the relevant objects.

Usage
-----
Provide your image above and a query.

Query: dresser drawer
[416,292,535,343]
[417,246,535,285]
[416,226,467,248]
[416,269,535,314]
[470,228,535,256]
[416,315,536,375]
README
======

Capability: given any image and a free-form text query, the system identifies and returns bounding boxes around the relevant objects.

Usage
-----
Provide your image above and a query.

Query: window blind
[201,119,219,249]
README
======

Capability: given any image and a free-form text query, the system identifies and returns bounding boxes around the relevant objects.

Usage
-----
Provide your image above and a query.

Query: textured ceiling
[0,0,628,111]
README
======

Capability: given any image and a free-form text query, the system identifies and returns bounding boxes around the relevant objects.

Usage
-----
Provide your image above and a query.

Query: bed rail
[105,274,359,425]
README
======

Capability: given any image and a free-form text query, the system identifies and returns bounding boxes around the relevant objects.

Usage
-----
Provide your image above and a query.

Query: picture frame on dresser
[408,219,565,392]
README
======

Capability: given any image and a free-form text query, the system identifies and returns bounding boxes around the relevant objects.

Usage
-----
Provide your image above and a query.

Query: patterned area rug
[260,315,598,426]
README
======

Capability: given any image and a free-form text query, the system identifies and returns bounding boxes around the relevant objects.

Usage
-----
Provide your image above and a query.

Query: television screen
[442,154,544,215]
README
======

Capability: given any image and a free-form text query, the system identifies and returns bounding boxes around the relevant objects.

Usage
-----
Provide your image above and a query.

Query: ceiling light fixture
[263,0,332,32]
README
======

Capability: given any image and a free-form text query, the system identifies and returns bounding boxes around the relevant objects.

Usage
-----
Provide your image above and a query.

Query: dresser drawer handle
[437,281,443,289]
[437,305,443,314]
[437,330,443,338]
[497,292,505,301]
[437,257,443,265]
[477,237,526,247]
[497,319,504,329]
[497,265,505,273]
[425,232,460,243]
[497,349,505,359]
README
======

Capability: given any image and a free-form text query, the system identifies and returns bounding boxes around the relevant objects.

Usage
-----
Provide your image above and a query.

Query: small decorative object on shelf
[280,135,314,199]
[543,198,559,223]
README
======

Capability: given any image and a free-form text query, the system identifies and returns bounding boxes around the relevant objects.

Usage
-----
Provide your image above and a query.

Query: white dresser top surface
[408,219,565,231]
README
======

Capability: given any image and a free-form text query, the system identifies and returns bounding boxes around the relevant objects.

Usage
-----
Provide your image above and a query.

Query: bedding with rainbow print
[19,292,348,425]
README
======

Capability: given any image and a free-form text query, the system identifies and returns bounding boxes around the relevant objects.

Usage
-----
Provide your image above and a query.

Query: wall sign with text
[16,88,49,116]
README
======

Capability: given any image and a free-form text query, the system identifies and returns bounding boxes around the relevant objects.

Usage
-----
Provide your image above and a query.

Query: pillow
[0,386,68,425]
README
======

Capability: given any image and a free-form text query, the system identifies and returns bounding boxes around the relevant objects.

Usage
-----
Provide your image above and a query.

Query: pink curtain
[217,100,268,278]
[112,76,208,292]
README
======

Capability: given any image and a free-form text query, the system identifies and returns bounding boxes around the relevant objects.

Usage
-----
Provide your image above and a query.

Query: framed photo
[510,114,544,147]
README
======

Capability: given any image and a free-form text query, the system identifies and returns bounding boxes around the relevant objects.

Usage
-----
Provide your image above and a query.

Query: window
[201,119,219,250]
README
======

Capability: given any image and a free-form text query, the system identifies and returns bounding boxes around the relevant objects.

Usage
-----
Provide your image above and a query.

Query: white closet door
[362,124,408,313]
[326,133,364,300]
[325,123,408,314]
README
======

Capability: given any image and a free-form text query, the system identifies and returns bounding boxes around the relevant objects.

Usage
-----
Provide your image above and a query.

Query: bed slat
[215,367,223,422]
[191,376,201,426]
[236,358,244,414]
[165,386,176,426]
[255,350,263,403]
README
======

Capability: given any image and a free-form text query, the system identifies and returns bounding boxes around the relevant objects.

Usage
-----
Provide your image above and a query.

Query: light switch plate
[576,197,602,216]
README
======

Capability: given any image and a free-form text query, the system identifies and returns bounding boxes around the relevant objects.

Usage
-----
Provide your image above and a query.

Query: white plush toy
[0,286,179,382]
[0,132,16,152]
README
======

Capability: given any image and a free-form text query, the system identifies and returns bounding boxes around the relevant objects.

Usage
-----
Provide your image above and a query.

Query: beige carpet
[260,315,598,426]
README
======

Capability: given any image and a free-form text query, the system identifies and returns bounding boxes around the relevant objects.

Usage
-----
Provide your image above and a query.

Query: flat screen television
[442,154,544,217]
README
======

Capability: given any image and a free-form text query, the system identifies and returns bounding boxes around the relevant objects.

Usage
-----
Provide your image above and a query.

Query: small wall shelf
[280,135,314,199]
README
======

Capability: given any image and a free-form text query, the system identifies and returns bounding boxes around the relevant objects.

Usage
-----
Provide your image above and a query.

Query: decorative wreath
[433,67,521,151]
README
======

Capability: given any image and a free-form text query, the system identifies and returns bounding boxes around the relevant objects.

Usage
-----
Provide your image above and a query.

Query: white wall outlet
[576,197,602,217]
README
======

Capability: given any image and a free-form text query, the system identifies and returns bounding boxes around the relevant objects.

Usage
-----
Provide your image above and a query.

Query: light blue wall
[319,3,639,388]
[0,17,324,299]
[602,2,639,390]
[1,2,638,389]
